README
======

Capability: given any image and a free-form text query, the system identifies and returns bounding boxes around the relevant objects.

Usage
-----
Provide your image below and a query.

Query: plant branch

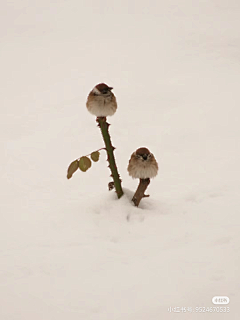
[132,178,150,207]
[96,117,124,199]
[84,148,106,158]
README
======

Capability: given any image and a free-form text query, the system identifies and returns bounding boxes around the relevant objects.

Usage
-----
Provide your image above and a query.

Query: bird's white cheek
[92,87,101,94]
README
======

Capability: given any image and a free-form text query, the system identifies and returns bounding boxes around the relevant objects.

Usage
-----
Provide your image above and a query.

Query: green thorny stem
[96,117,124,199]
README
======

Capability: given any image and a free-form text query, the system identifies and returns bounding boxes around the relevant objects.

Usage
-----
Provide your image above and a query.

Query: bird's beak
[109,87,113,91]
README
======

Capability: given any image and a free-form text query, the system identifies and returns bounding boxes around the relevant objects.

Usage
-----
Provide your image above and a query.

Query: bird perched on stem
[128,147,158,179]
[86,83,117,117]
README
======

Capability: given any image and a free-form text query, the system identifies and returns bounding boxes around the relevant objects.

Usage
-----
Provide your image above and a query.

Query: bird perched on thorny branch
[86,83,117,118]
[127,147,158,179]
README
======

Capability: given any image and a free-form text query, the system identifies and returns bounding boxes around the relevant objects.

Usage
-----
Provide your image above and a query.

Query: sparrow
[127,147,158,179]
[86,83,117,117]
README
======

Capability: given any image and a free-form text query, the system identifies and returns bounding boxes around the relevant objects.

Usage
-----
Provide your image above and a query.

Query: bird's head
[92,83,113,96]
[135,147,152,161]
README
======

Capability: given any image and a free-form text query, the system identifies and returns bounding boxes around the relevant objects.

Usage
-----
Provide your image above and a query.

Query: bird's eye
[102,90,108,94]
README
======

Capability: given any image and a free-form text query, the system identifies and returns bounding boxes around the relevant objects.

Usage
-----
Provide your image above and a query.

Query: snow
[1,0,240,319]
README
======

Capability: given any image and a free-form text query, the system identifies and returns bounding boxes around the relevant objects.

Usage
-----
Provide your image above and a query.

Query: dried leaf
[91,151,100,162]
[67,160,79,179]
[108,181,115,191]
[79,156,92,172]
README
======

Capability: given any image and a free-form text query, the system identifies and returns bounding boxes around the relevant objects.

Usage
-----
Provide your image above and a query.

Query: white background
[1,1,240,319]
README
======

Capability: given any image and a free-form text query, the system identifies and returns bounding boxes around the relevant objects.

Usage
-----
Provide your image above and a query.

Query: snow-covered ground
[1,1,240,319]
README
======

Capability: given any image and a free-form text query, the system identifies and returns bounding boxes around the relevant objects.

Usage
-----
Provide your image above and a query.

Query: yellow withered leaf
[79,156,92,172]
[67,160,79,179]
[90,151,100,162]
